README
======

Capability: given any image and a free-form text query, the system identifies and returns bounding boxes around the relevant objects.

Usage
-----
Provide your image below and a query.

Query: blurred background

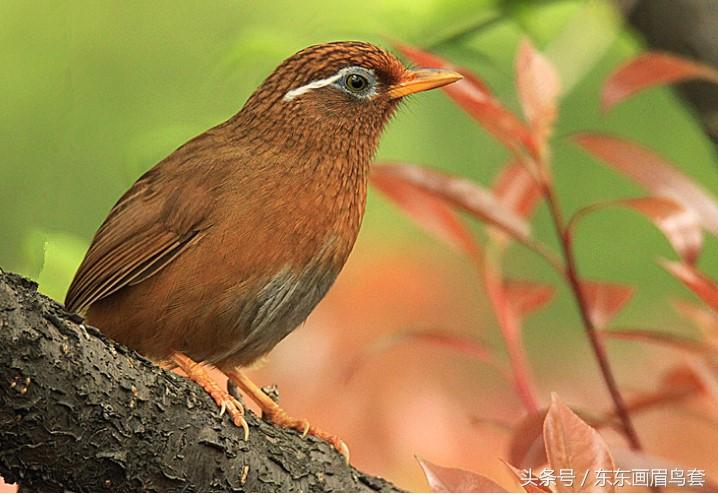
[1,0,717,491]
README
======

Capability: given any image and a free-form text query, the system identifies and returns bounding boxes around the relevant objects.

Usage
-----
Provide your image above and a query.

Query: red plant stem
[599,384,699,428]
[539,171,643,451]
[481,244,540,414]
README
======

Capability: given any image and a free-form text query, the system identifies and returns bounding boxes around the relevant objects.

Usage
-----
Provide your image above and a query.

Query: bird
[64,41,461,460]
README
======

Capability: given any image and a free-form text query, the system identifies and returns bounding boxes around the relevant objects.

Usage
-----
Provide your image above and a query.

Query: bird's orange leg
[171,352,249,441]
[226,369,349,462]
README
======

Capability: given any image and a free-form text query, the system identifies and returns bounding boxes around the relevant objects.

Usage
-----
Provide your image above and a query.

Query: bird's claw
[225,369,348,461]
[170,353,250,442]
[217,395,249,441]
[231,411,250,442]
[309,428,349,465]
[196,378,249,441]
[334,439,350,465]
[299,420,310,438]
[229,398,250,442]
[263,408,349,463]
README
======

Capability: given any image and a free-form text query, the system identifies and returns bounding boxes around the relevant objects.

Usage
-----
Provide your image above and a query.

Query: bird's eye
[344,73,369,93]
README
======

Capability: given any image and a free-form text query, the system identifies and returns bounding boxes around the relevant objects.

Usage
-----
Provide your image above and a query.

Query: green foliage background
[2,0,717,357]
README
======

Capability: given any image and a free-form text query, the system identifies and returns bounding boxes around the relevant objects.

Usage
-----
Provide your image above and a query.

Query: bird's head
[236,41,461,157]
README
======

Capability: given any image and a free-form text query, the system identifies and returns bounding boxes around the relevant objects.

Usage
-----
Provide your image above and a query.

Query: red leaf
[661,260,718,313]
[673,299,718,336]
[602,52,718,111]
[601,328,718,356]
[395,42,536,157]
[687,360,718,408]
[580,281,634,329]
[568,197,703,265]
[370,167,480,257]
[615,374,702,422]
[509,409,608,471]
[344,329,499,384]
[662,364,705,389]
[662,362,718,412]
[482,257,540,413]
[417,457,509,492]
[508,409,549,469]
[574,134,718,238]
[505,280,556,319]
[516,38,561,149]
[493,161,543,219]
[373,163,531,242]
[543,393,616,493]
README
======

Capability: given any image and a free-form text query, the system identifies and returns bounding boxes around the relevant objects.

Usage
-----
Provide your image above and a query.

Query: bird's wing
[65,164,212,314]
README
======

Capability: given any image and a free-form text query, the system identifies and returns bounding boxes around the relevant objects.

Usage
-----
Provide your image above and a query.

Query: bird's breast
[217,150,369,269]
[195,155,369,366]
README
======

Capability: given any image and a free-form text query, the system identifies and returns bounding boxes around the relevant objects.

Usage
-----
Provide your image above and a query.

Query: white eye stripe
[282,73,344,101]
[282,66,376,102]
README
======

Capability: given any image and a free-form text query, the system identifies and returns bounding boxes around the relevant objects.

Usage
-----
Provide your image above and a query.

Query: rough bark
[617,0,718,150]
[0,270,401,492]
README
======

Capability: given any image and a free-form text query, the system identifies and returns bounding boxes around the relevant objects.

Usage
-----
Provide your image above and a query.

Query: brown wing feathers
[65,167,210,314]
[65,230,196,314]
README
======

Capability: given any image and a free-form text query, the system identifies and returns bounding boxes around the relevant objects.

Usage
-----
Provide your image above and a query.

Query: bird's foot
[212,390,249,441]
[263,403,350,462]
[226,370,349,463]
[171,352,249,441]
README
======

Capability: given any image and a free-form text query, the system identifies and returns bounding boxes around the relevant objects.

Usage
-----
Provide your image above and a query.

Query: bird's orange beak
[387,68,463,99]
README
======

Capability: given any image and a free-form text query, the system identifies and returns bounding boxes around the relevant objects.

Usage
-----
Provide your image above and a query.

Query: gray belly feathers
[215,262,339,364]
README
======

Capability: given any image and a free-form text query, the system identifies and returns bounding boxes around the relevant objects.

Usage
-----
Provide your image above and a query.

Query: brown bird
[65,41,461,458]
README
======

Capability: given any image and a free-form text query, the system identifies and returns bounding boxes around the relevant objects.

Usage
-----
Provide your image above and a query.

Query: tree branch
[0,270,402,492]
